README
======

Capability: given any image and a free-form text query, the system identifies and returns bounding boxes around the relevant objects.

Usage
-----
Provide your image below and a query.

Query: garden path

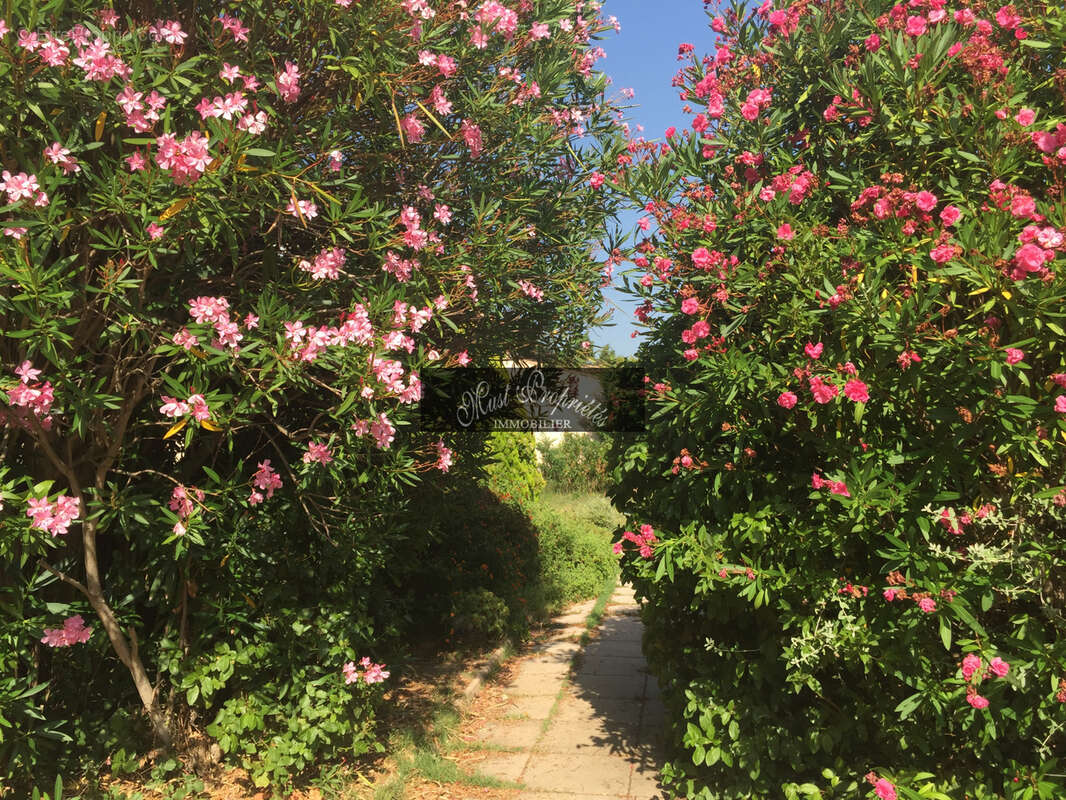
[460,584,669,799]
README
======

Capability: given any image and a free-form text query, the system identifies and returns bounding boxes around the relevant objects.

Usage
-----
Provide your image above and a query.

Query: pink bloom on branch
[966,691,990,709]
[1054,396,1066,413]
[777,391,798,409]
[776,223,795,240]
[435,440,453,473]
[906,15,927,35]
[843,379,869,403]
[146,222,164,240]
[41,615,92,647]
[251,460,282,500]
[1015,107,1036,126]
[811,472,825,490]
[829,481,850,497]
[917,597,937,613]
[915,191,938,212]
[804,342,823,359]
[303,441,333,465]
[681,297,699,314]
[940,205,962,226]
[15,361,42,383]
[159,396,190,418]
[1005,348,1024,365]
[961,654,982,681]
[276,61,301,103]
[989,657,1010,678]
[874,779,897,800]
[883,589,897,601]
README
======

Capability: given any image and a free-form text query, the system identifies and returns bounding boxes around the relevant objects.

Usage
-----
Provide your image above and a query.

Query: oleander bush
[0,0,625,790]
[609,1,1066,798]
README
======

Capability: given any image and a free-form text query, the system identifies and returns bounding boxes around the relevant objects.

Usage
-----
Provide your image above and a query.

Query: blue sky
[587,1,714,357]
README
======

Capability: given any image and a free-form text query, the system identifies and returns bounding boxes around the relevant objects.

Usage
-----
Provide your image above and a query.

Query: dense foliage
[537,432,612,492]
[609,1,1066,798]
[0,0,625,789]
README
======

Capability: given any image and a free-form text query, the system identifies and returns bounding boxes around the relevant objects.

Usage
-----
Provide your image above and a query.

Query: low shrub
[537,434,613,494]
[529,493,619,612]
[483,432,546,507]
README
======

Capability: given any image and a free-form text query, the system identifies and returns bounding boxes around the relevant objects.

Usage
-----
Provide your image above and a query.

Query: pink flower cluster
[811,471,850,497]
[148,20,187,45]
[299,246,347,280]
[6,361,55,426]
[249,460,282,505]
[155,132,211,185]
[303,441,333,465]
[517,280,544,301]
[961,653,1010,710]
[43,142,80,174]
[343,656,390,685]
[27,494,80,536]
[0,170,47,207]
[383,250,420,282]
[613,524,657,558]
[282,308,375,363]
[159,393,211,422]
[435,440,453,472]
[41,615,92,647]
[73,36,130,82]
[276,61,301,103]
[352,413,397,450]
[864,774,897,800]
[1009,225,1062,281]
[116,85,166,133]
[168,484,204,536]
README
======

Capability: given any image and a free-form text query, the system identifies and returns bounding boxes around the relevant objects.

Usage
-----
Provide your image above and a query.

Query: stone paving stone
[474,719,545,749]
[523,753,633,795]
[468,751,529,783]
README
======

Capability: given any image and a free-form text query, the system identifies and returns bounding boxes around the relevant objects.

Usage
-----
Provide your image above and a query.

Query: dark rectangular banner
[418,365,646,432]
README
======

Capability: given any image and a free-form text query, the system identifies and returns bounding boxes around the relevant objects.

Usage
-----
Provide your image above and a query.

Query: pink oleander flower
[435,440,453,472]
[41,615,92,647]
[940,205,962,225]
[966,691,990,709]
[252,460,282,500]
[681,297,699,314]
[1005,348,1024,365]
[15,360,42,383]
[906,15,927,35]
[961,654,982,681]
[361,658,390,684]
[874,778,897,800]
[883,589,897,601]
[186,394,210,422]
[918,597,937,613]
[126,151,147,172]
[0,171,39,204]
[811,472,825,490]
[915,190,938,212]
[843,379,869,403]
[303,441,333,465]
[342,661,359,684]
[159,395,190,418]
[989,657,1010,678]
[370,413,395,449]
[44,142,80,174]
[276,61,301,102]
[804,342,823,359]
[286,197,318,220]
[146,222,164,240]
[777,391,798,409]
[809,376,837,404]
[776,222,795,240]
[1055,395,1066,413]
[148,19,187,45]
[829,481,850,497]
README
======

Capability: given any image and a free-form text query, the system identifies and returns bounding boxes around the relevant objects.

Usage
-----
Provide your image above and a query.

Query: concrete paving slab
[516,793,624,800]
[505,693,558,719]
[535,716,638,754]
[467,751,529,783]
[523,752,633,795]
[629,762,669,799]
[474,719,545,749]
[572,671,648,700]
[576,654,647,676]
[553,695,643,728]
